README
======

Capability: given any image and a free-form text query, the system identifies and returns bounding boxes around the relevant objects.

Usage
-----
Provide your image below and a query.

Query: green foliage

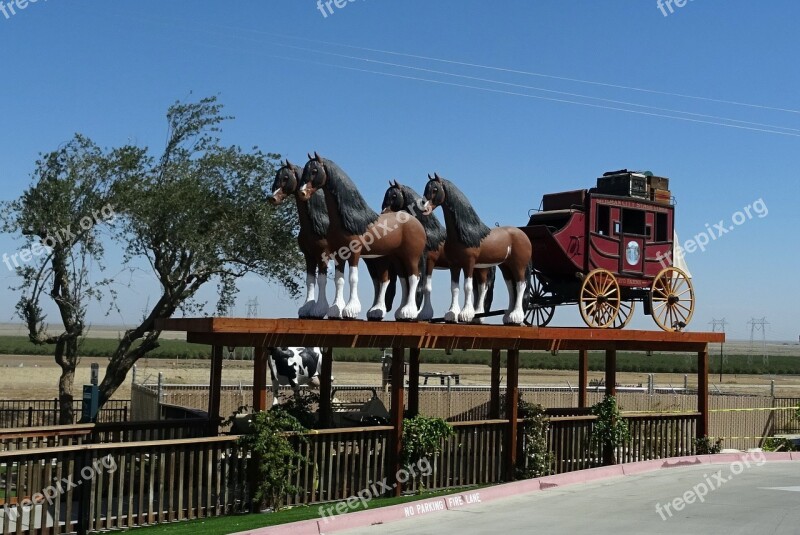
[694,436,723,454]
[762,437,799,452]
[274,391,320,430]
[236,410,308,512]
[590,396,630,462]
[516,401,553,479]
[401,416,454,488]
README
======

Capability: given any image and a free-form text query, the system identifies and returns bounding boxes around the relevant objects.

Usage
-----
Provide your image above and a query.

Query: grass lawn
[124,487,478,534]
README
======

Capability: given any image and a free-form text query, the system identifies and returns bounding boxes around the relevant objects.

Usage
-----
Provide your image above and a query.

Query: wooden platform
[156,317,724,352]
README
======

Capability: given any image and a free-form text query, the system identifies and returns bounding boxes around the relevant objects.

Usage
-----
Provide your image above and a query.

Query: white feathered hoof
[298,300,316,318]
[504,309,525,325]
[342,300,361,319]
[458,305,475,324]
[395,304,419,321]
[367,306,386,321]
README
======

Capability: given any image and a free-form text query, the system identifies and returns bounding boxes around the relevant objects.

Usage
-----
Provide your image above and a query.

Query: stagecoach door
[618,208,646,275]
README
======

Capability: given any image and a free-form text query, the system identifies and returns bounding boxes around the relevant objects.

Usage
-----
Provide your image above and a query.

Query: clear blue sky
[0,1,797,340]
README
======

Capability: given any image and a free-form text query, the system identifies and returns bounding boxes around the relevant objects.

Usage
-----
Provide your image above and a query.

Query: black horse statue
[270,160,396,318]
[298,153,426,321]
[381,180,495,321]
[422,173,531,324]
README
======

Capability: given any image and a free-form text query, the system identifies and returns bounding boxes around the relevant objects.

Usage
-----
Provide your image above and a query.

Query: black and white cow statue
[267,347,324,406]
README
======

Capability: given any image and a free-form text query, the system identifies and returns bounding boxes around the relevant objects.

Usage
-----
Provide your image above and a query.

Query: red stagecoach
[519,170,694,331]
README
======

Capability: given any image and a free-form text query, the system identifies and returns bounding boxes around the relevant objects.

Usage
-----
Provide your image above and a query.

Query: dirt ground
[2,339,800,400]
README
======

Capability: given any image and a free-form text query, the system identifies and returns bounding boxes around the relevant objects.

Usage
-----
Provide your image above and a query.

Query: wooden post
[319,347,334,429]
[578,349,589,408]
[390,346,405,497]
[208,346,224,436]
[698,346,709,438]
[604,349,616,397]
[505,349,520,482]
[408,348,421,418]
[490,349,501,419]
[252,347,268,412]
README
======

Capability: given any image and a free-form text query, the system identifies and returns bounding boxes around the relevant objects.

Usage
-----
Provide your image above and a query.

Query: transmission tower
[246,297,260,319]
[709,318,728,378]
[747,317,769,365]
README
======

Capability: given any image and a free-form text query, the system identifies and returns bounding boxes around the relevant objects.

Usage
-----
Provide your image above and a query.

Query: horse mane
[323,159,379,235]
[439,178,490,247]
[399,185,446,251]
[294,163,329,237]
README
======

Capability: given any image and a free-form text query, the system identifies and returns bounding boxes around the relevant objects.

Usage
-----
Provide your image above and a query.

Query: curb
[234,453,797,535]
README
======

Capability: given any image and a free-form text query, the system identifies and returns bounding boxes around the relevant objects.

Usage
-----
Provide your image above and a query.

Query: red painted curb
[235,453,797,535]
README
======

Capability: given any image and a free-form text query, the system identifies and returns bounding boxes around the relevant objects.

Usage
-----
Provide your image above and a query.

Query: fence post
[157,372,164,420]
[132,364,137,386]
[771,380,775,398]
[684,375,688,391]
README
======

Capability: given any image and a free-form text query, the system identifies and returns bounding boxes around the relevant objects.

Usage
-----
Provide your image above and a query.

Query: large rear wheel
[579,269,621,328]
[650,267,695,332]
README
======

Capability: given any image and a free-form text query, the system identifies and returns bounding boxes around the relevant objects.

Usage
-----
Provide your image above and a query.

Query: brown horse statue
[422,173,531,324]
[270,160,397,318]
[298,153,426,321]
[381,180,495,322]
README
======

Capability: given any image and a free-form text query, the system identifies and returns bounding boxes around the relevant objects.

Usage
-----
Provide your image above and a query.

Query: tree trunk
[56,338,80,425]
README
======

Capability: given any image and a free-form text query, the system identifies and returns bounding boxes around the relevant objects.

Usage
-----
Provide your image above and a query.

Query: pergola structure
[156,318,724,485]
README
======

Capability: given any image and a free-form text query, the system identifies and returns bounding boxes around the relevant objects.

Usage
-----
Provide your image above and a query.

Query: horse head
[381,179,406,214]
[422,173,446,215]
[298,152,328,201]
[269,159,301,205]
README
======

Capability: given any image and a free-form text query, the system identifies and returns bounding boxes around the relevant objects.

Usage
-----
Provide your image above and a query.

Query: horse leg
[328,261,347,319]
[499,264,526,325]
[396,266,420,321]
[271,379,280,407]
[366,260,390,321]
[418,254,436,321]
[444,267,461,323]
[458,264,476,323]
[342,255,362,319]
[298,257,318,318]
[312,257,330,318]
[471,268,490,324]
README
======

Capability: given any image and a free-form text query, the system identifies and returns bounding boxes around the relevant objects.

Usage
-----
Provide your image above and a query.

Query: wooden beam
[490,349,501,419]
[390,346,405,497]
[505,349,520,482]
[208,346,224,437]
[698,346,709,438]
[578,349,588,408]
[252,347,268,413]
[408,348,420,418]
[319,347,334,429]
[604,349,617,397]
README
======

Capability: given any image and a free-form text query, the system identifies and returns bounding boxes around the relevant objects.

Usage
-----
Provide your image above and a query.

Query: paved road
[342,461,800,535]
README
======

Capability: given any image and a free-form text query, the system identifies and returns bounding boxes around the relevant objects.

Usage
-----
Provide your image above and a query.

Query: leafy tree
[2,96,303,415]
[590,395,630,465]
[516,401,553,479]
[0,136,117,423]
[95,96,302,404]
[401,416,454,491]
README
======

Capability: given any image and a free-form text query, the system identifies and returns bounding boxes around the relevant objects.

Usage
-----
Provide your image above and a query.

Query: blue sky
[0,1,797,340]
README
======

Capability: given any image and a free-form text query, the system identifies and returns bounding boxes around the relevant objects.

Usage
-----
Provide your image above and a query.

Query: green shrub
[516,401,553,479]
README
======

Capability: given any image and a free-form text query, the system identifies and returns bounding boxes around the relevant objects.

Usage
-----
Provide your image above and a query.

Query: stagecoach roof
[155,317,723,352]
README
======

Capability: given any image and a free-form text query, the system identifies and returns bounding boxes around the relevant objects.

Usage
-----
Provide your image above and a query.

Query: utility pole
[747,317,769,366]
[709,318,728,382]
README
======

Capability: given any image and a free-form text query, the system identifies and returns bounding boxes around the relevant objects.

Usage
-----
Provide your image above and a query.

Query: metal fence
[0,399,130,428]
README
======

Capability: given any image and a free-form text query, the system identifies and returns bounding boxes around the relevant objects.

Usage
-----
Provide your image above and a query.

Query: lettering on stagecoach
[595,197,671,213]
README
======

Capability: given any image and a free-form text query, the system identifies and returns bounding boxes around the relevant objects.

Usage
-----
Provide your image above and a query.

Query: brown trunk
[56,338,79,425]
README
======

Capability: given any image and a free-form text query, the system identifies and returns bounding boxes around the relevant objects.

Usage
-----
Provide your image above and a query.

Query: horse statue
[270,160,397,319]
[298,153,426,321]
[422,173,532,325]
[381,180,495,321]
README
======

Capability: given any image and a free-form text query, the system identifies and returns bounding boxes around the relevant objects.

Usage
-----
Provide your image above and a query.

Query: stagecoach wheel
[523,266,556,327]
[612,301,635,329]
[579,269,621,329]
[650,267,695,332]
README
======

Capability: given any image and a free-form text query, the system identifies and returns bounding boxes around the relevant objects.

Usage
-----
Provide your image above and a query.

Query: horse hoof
[395,306,418,321]
[367,308,386,321]
[444,310,459,323]
[328,304,344,319]
[458,308,475,323]
[504,310,524,325]
[342,304,361,319]
[418,303,435,321]
[298,301,316,318]
[471,317,484,325]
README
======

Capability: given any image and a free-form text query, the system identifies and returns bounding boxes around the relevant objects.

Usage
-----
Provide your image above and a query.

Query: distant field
[0,335,798,375]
